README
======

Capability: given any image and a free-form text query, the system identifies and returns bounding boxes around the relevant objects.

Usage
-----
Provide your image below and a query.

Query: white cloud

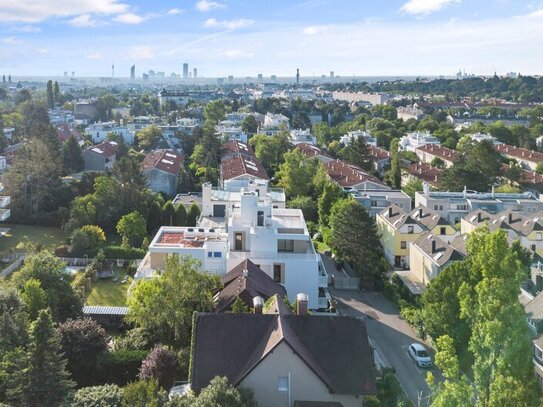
[14,25,41,33]
[204,18,253,30]
[68,14,98,27]
[167,8,184,16]
[113,13,146,24]
[400,0,460,15]
[129,45,154,60]
[221,49,254,59]
[303,25,328,35]
[86,52,103,59]
[37,48,48,54]
[0,0,129,23]
[2,36,21,44]
[195,0,226,12]
[529,9,543,17]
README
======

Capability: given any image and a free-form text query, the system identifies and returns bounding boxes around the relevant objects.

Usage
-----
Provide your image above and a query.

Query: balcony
[318,274,328,288]
[227,250,318,261]
[0,196,10,208]
[0,209,10,222]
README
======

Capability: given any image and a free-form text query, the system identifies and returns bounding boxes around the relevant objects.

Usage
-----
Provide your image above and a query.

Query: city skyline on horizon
[1,0,543,78]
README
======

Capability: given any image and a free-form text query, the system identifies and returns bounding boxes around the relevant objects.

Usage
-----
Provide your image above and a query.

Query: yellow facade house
[410,205,458,243]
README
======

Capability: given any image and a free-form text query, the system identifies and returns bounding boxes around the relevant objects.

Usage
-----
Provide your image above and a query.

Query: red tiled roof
[404,163,442,186]
[368,145,390,161]
[56,124,80,143]
[85,141,118,158]
[324,159,385,188]
[220,141,254,159]
[416,144,459,162]
[221,153,268,181]
[295,143,333,160]
[494,144,543,163]
[142,149,183,176]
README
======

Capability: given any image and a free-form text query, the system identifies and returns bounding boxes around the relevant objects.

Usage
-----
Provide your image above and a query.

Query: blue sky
[1,0,543,77]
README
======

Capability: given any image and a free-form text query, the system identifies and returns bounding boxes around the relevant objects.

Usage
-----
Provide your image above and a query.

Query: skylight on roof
[434,253,444,261]
[162,159,174,165]
[165,153,176,158]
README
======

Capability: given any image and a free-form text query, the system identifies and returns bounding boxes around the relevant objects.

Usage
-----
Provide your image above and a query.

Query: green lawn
[0,224,68,256]
[85,268,133,307]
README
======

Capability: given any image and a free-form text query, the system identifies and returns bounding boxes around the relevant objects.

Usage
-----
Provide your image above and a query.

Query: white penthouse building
[399,132,440,152]
[136,182,328,310]
[339,130,377,147]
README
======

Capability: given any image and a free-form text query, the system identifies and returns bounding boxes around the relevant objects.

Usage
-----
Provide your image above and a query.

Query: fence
[57,257,143,267]
[332,275,360,290]
[1,255,26,277]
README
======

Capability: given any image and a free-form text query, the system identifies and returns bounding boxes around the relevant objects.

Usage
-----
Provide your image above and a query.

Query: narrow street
[330,288,442,406]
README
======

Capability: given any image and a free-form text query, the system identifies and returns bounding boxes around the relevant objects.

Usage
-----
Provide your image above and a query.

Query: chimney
[431,239,437,254]
[419,208,423,218]
[253,296,264,314]
[242,269,249,279]
[388,207,393,217]
[508,212,513,224]
[477,212,481,222]
[296,293,309,315]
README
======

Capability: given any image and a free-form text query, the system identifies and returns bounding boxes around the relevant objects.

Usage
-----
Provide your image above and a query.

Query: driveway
[330,288,441,406]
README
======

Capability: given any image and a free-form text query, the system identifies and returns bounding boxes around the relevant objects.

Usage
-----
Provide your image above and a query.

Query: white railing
[318,296,329,309]
[227,250,318,261]
[318,274,328,287]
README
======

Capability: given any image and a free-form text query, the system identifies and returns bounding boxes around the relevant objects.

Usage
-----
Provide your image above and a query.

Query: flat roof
[394,270,426,295]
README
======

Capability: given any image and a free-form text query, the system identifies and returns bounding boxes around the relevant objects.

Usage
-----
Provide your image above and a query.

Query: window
[537,233,542,241]
[398,203,404,209]
[277,376,288,392]
[278,239,294,252]
[257,211,264,227]
[371,200,378,207]
[273,264,283,283]
[213,252,222,258]
[207,252,212,258]
[407,226,414,234]
[440,227,446,235]
[536,346,543,361]
[401,241,407,249]
[532,245,537,252]
[234,233,243,251]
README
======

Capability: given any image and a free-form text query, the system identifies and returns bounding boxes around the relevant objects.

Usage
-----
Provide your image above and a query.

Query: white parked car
[408,343,432,368]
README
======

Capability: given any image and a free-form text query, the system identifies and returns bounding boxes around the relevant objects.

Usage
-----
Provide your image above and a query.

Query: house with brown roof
[324,160,389,191]
[190,295,376,407]
[495,144,543,171]
[402,163,442,189]
[410,205,458,243]
[295,143,334,163]
[368,145,391,176]
[214,259,287,313]
[82,141,118,171]
[416,144,459,168]
[142,149,183,197]
[409,232,465,286]
[220,153,269,190]
[220,141,254,160]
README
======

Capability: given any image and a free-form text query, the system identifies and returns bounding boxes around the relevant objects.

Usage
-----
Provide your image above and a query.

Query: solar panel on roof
[162,159,174,165]
[165,153,177,158]
[91,148,104,154]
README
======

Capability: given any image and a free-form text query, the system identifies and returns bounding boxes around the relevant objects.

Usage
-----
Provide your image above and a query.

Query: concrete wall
[240,341,363,407]
[145,168,178,197]
[82,151,106,171]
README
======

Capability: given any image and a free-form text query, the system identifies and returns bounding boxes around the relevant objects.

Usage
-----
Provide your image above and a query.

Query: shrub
[96,350,149,386]
[122,379,167,407]
[72,384,123,407]
[138,345,178,389]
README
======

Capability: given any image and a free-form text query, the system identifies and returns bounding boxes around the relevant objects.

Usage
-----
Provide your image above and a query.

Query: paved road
[330,288,441,406]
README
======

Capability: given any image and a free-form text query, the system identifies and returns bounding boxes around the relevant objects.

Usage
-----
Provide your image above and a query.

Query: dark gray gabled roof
[413,232,465,266]
[411,205,450,230]
[191,297,376,396]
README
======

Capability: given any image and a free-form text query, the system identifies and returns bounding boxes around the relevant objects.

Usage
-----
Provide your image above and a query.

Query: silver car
[408,343,432,368]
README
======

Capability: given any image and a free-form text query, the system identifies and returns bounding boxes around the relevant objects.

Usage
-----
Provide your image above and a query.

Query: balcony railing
[318,296,329,309]
[0,209,10,222]
[0,196,10,208]
[318,274,328,288]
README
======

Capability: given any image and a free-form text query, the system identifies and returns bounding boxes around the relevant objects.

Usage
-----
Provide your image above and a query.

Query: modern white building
[397,105,424,121]
[259,113,290,136]
[215,121,248,144]
[339,130,377,147]
[158,89,189,107]
[86,122,133,144]
[399,132,441,152]
[176,118,200,134]
[469,132,501,145]
[289,129,316,145]
[135,182,328,310]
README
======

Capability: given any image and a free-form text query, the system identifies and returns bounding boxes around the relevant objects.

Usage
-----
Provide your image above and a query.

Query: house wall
[82,151,106,171]
[409,244,440,285]
[430,225,458,243]
[240,342,363,407]
[460,219,478,235]
[145,168,178,197]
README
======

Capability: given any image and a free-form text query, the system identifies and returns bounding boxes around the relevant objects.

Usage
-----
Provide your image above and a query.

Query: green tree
[162,201,176,226]
[6,309,74,406]
[148,201,163,232]
[340,137,373,171]
[137,126,162,150]
[384,139,401,189]
[128,256,219,346]
[12,251,82,322]
[402,177,423,199]
[173,376,256,407]
[122,379,167,407]
[53,81,60,105]
[187,203,201,227]
[231,297,250,314]
[277,149,319,197]
[317,181,344,225]
[20,279,47,321]
[46,80,54,109]
[242,115,258,134]
[117,211,147,248]
[249,132,290,172]
[0,285,29,356]
[72,384,124,407]
[328,198,386,281]
[174,204,187,226]
[287,196,318,223]
[62,135,84,174]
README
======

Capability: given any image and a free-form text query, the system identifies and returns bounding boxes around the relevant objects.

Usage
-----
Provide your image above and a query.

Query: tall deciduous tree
[117,211,147,248]
[277,149,319,198]
[384,138,401,189]
[340,136,372,171]
[20,278,47,321]
[128,256,219,346]
[328,198,386,281]
[317,180,345,225]
[46,80,54,109]
[6,309,74,407]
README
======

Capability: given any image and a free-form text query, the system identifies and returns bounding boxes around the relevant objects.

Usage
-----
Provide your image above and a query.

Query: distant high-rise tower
[64,71,68,77]
[257,73,263,82]
[72,71,75,77]
[130,65,135,80]
[193,67,197,79]
[330,71,334,78]
[112,63,115,79]
[183,63,189,79]
[296,68,300,87]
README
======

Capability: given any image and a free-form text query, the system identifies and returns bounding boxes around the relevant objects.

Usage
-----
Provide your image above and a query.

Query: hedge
[95,349,149,386]
[102,246,146,260]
